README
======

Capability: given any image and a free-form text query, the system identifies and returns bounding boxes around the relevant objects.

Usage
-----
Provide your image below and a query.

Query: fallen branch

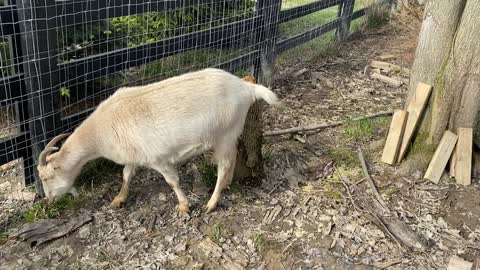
[264,111,393,136]
[357,149,431,251]
[358,149,389,210]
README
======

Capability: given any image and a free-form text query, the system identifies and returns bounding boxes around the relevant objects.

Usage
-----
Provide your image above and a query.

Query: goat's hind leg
[111,165,137,208]
[152,162,190,215]
[205,146,236,213]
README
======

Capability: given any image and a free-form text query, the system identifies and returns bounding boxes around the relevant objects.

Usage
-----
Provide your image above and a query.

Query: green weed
[250,230,267,252]
[197,158,217,189]
[341,116,390,142]
[209,222,230,243]
[22,195,80,222]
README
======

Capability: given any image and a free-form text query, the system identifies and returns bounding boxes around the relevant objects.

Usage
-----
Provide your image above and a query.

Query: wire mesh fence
[0,0,378,224]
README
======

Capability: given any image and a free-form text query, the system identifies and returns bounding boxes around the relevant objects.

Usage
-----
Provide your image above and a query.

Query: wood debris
[370,72,402,88]
[9,215,92,246]
[447,256,473,270]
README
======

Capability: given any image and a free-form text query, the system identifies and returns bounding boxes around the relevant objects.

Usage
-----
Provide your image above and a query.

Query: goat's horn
[38,133,71,166]
[45,133,71,149]
[38,147,59,167]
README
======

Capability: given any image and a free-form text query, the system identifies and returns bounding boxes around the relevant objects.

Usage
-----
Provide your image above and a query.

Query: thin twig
[264,111,393,136]
[357,148,389,211]
[268,180,284,196]
[335,166,359,211]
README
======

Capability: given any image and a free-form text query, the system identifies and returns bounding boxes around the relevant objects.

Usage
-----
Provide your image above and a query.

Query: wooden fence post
[17,0,62,196]
[233,0,281,182]
[337,0,355,41]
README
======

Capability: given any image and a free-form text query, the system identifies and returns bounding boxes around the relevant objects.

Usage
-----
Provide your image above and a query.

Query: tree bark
[429,0,480,145]
[407,0,465,106]
[406,0,480,157]
[234,102,265,184]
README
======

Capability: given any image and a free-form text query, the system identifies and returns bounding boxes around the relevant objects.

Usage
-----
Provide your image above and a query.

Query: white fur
[37,68,279,214]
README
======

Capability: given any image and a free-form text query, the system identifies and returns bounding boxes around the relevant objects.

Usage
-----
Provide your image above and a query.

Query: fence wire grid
[0,0,376,224]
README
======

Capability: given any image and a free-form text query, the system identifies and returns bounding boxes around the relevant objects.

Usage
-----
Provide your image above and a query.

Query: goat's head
[37,133,77,201]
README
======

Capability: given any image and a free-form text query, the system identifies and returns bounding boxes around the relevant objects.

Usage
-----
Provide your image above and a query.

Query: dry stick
[335,166,359,211]
[357,148,389,211]
[357,148,430,251]
[264,111,393,136]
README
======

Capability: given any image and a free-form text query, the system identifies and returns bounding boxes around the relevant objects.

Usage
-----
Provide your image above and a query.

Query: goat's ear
[46,152,60,163]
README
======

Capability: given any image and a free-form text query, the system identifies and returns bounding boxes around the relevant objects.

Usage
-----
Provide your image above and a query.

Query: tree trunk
[407,0,480,159]
[435,1,480,141]
[234,102,265,184]
[407,0,465,105]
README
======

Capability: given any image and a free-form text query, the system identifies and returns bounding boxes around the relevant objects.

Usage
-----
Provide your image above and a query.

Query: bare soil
[1,13,480,270]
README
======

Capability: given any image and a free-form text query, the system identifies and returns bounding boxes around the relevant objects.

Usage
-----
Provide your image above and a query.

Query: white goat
[37,68,279,214]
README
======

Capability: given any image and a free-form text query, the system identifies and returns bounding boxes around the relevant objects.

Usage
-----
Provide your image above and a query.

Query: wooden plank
[447,256,473,270]
[370,72,402,88]
[369,60,410,74]
[397,82,433,162]
[378,54,396,61]
[456,128,473,186]
[424,130,458,184]
[449,145,457,178]
[381,110,408,164]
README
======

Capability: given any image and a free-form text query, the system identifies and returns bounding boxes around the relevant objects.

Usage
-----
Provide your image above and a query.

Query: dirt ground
[2,13,480,270]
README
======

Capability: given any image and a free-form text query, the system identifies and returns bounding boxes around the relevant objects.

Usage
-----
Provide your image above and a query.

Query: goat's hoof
[204,202,217,214]
[176,203,190,216]
[110,198,124,208]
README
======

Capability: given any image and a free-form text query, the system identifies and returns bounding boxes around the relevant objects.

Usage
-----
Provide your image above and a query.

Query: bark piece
[9,215,92,246]
[424,130,458,184]
[381,110,408,164]
[398,82,432,162]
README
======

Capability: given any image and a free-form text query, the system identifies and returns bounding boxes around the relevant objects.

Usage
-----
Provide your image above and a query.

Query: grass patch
[250,230,267,252]
[276,33,339,67]
[197,157,217,189]
[208,222,230,243]
[362,0,390,30]
[341,116,391,143]
[326,146,358,167]
[22,195,80,222]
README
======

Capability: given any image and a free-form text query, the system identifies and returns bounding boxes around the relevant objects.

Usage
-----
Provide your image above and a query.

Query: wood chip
[447,256,473,270]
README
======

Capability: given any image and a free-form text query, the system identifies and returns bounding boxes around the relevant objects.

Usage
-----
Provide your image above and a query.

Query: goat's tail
[251,84,280,105]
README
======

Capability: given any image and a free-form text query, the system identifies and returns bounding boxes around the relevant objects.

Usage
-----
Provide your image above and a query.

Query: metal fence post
[17,0,61,196]
[336,0,355,41]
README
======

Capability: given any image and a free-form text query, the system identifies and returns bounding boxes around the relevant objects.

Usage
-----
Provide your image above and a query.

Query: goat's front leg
[152,162,189,215]
[111,165,137,208]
